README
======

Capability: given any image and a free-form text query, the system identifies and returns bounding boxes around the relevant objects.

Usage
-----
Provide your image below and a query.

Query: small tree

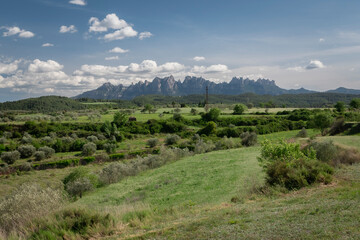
[104,142,117,154]
[82,142,97,156]
[350,98,360,110]
[17,145,36,158]
[190,108,198,115]
[38,146,55,158]
[165,134,181,145]
[334,101,345,113]
[65,178,94,198]
[1,151,20,164]
[314,113,333,135]
[233,104,247,115]
[112,111,128,127]
[147,138,159,148]
[198,121,217,136]
[34,151,46,161]
[143,104,154,114]
[201,108,221,122]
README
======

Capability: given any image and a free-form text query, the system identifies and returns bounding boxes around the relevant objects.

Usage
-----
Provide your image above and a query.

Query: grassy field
[68,134,359,239]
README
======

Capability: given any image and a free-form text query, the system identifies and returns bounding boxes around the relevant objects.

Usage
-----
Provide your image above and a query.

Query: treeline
[0,96,87,112]
[131,92,360,108]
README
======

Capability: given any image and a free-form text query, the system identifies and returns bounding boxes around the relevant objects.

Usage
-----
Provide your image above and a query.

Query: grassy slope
[73,134,360,239]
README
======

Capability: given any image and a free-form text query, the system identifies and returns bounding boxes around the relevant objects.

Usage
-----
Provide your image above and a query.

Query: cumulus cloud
[2,26,35,38]
[305,60,325,70]
[75,60,185,77]
[42,43,54,47]
[139,31,152,40]
[0,60,19,74]
[28,59,64,73]
[193,56,205,61]
[109,47,129,53]
[288,60,326,72]
[88,13,139,41]
[319,38,325,43]
[69,0,86,6]
[103,26,137,41]
[191,64,229,73]
[89,13,129,32]
[59,25,77,33]
[105,56,119,61]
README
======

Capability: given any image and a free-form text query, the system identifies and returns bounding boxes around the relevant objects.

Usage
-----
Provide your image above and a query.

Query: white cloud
[139,31,152,40]
[28,59,63,73]
[69,0,86,6]
[192,64,229,73]
[109,47,129,53]
[0,60,19,74]
[89,13,129,32]
[305,60,325,70]
[319,38,325,42]
[2,26,35,38]
[287,60,326,72]
[59,25,77,33]
[193,56,205,61]
[42,43,54,47]
[105,56,119,61]
[103,26,137,41]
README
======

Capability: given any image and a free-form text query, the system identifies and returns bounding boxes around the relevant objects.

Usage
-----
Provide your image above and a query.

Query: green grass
[77,147,263,209]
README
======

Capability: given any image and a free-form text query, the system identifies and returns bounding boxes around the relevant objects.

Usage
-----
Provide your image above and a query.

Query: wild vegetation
[0,96,359,239]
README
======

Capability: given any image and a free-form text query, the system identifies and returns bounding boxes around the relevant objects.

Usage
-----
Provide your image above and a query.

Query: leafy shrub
[34,151,46,161]
[296,127,308,138]
[82,142,97,156]
[201,108,221,122]
[215,136,239,150]
[99,162,126,185]
[18,144,36,158]
[313,112,333,135]
[147,138,159,148]
[87,135,99,142]
[19,162,32,171]
[336,147,360,165]
[0,137,6,144]
[0,183,63,236]
[165,134,180,145]
[198,121,217,136]
[258,140,333,190]
[38,146,55,158]
[328,118,345,135]
[81,156,96,165]
[1,151,20,164]
[65,178,94,198]
[194,139,216,154]
[109,153,125,160]
[307,140,338,163]
[240,132,257,147]
[233,104,247,115]
[63,168,98,197]
[104,142,117,154]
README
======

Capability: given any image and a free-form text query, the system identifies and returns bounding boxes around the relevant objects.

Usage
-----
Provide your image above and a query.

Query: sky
[1,0,360,101]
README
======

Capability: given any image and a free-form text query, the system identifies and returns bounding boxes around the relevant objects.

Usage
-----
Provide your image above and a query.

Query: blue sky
[1,0,360,101]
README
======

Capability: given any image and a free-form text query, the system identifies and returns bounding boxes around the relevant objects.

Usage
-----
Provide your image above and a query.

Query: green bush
[65,177,94,198]
[82,142,97,156]
[198,121,217,136]
[34,151,46,161]
[63,168,98,197]
[81,156,96,165]
[201,108,221,122]
[165,134,181,145]
[38,146,55,158]
[17,144,36,158]
[258,140,334,190]
[215,136,239,150]
[1,150,20,164]
[104,142,117,154]
[87,135,98,142]
[240,132,257,147]
[99,162,126,185]
[109,153,125,160]
[147,138,159,148]
[233,104,247,115]
[194,139,215,154]
[296,127,308,138]
[308,140,338,163]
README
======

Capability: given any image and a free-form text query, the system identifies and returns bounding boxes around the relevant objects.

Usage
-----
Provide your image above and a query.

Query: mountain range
[74,76,359,100]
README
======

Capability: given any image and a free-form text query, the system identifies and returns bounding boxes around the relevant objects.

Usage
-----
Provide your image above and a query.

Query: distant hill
[74,76,315,100]
[0,96,87,112]
[326,87,360,95]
